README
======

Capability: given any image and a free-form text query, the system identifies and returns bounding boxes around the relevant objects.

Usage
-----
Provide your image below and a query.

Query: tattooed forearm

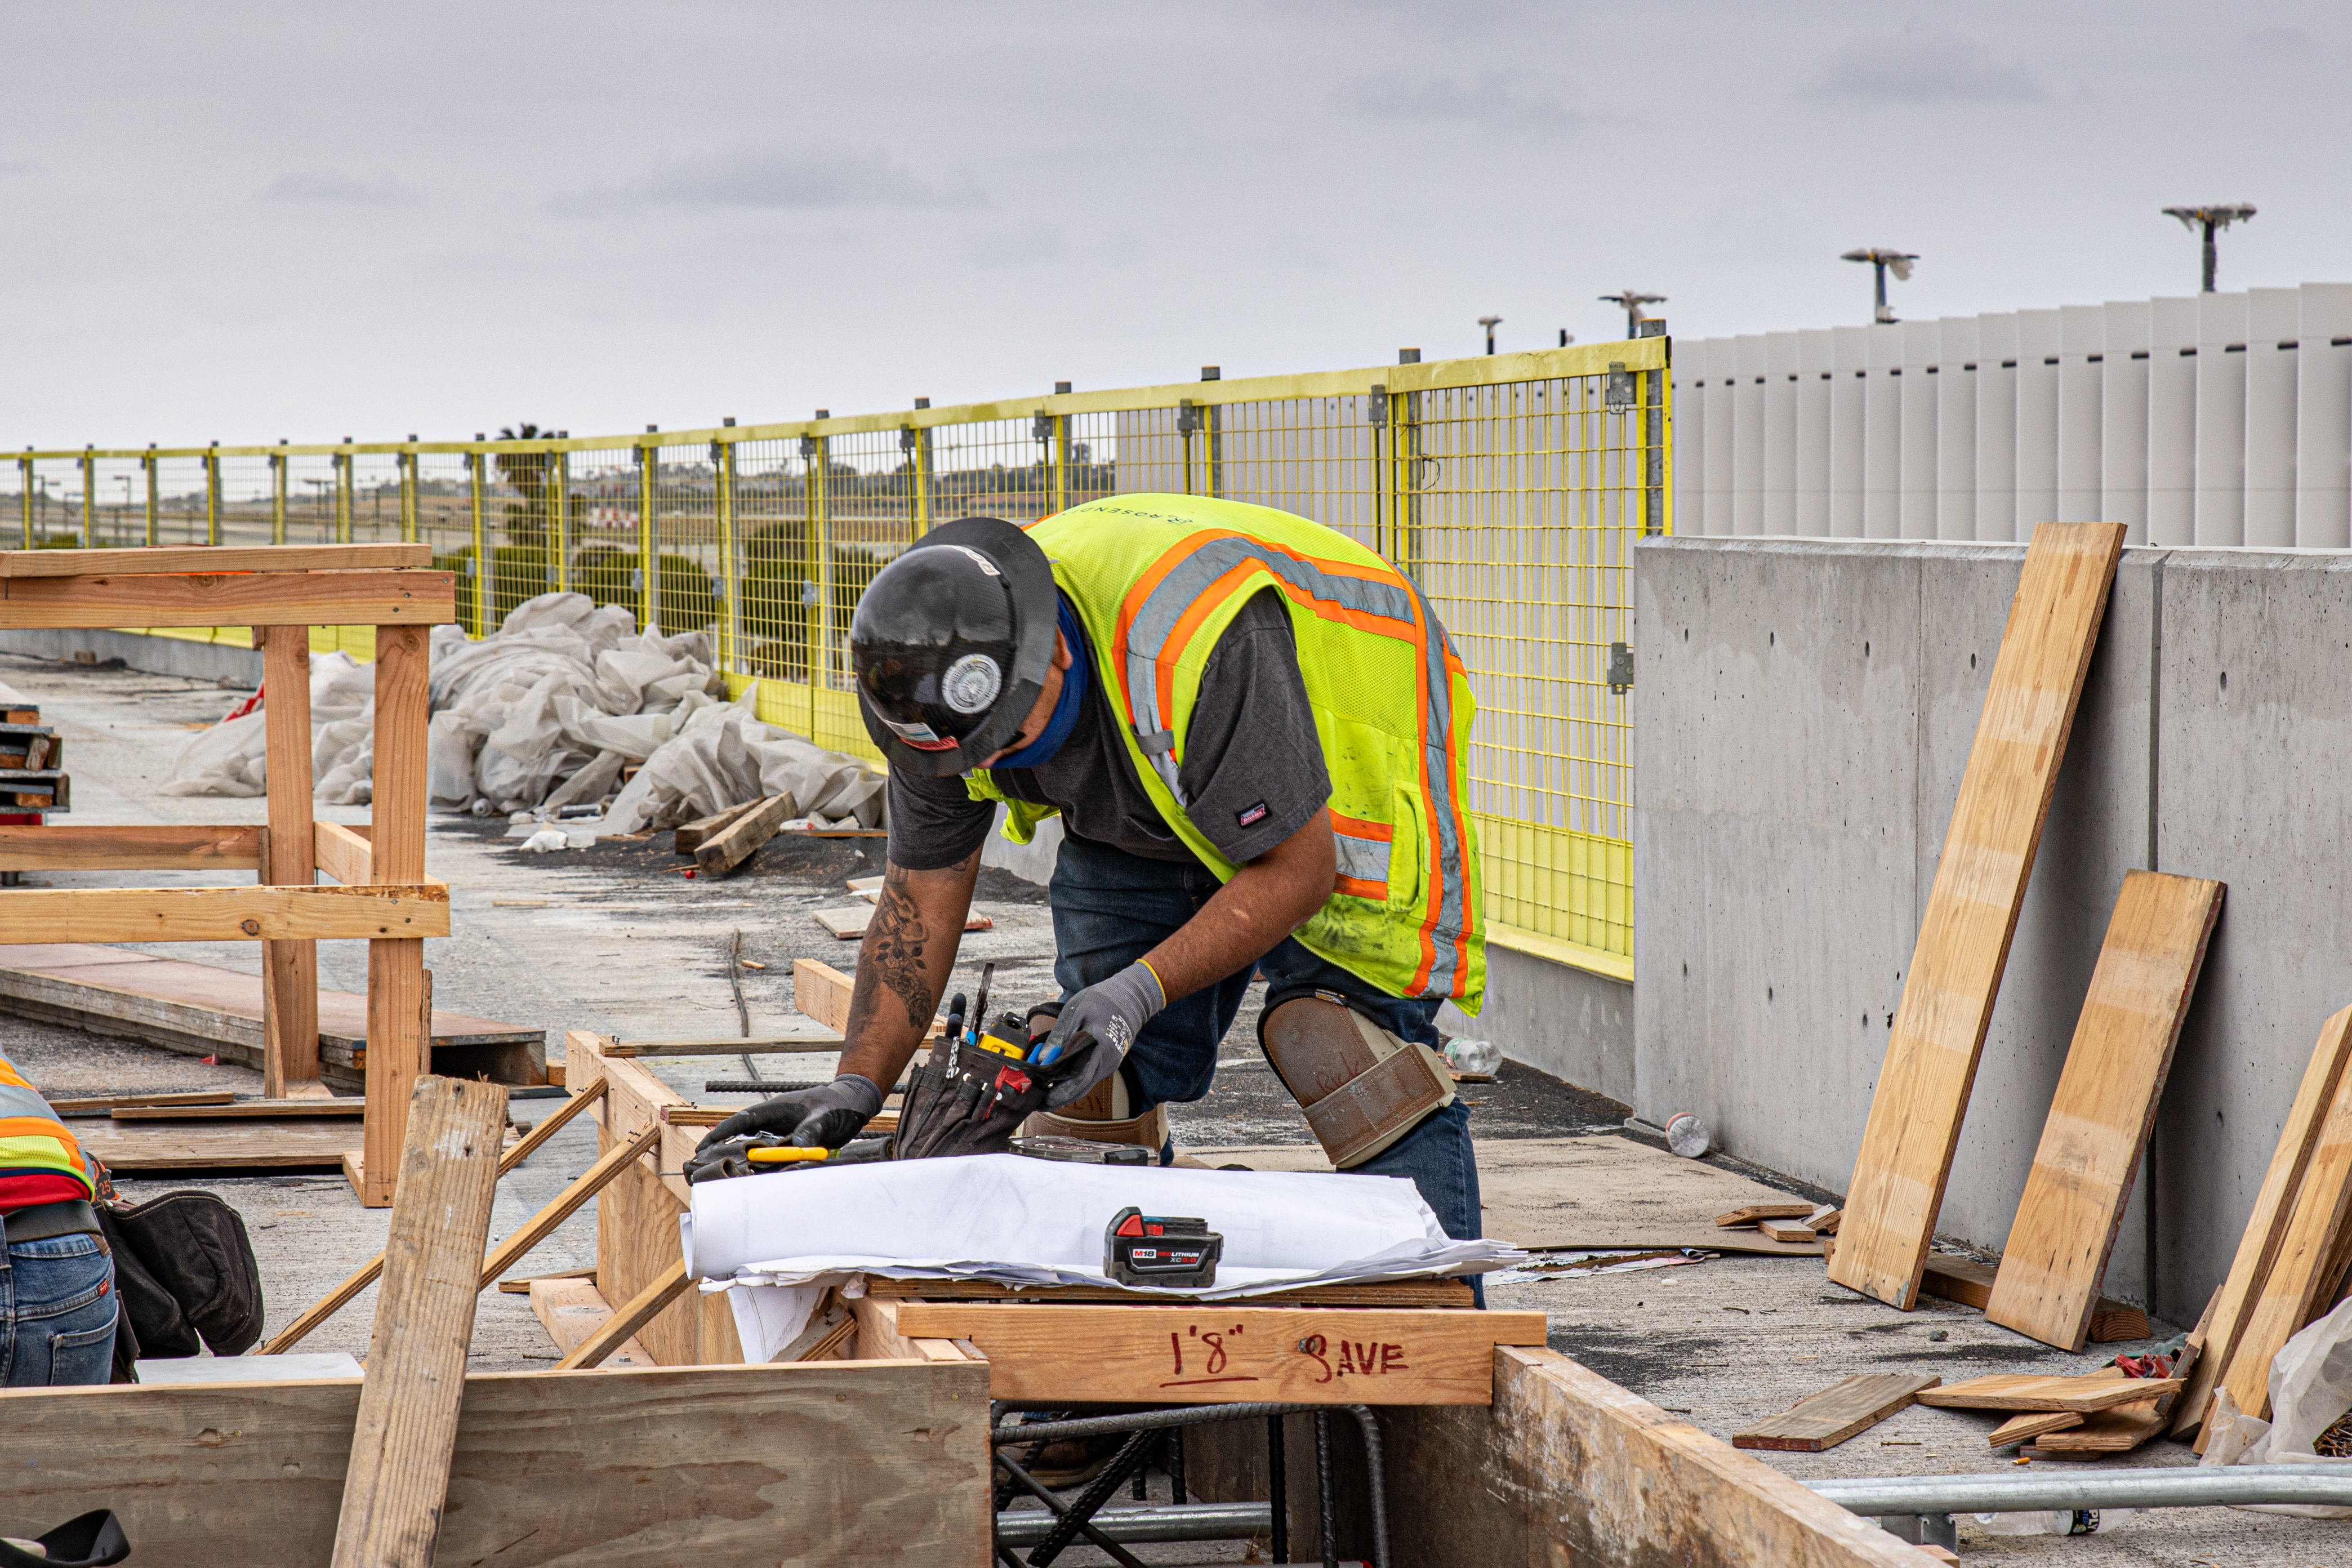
[862,866,935,1031]
[840,852,982,1090]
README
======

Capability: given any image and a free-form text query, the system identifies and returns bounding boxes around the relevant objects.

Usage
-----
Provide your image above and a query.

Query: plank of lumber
[674,799,759,853]
[2023,1401,2166,1453]
[1810,1208,1842,1234]
[2216,1032,2352,1427]
[555,1258,693,1370]
[861,1275,1479,1309]
[1714,1203,1819,1228]
[1732,1374,1941,1452]
[1986,1410,2084,1447]
[361,623,433,1210]
[47,1090,235,1113]
[260,626,322,1098]
[603,1034,845,1056]
[693,791,796,877]
[0,568,455,627]
[73,1119,363,1171]
[0,542,432,577]
[792,956,943,1040]
[1757,1218,1817,1244]
[330,1076,506,1568]
[497,1264,594,1295]
[2091,1302,2153,1342]
[814,905,991,940]
[526,1276,658,1369]
[893,1302,1545,1405]
[259,1080,608,1355]
[2176,1003,2352,1437]
[847,1297,984,1365]
[0,883,447,943]
[476,1121,663,1288]
[0,1361,994,1567]
[313,821,372,886]
[0,823,260,871]
[113,1098,364,1119]
[1914,1374,2181,1414]
[1830,522,2126,1311]
[1986,871,2225,1349]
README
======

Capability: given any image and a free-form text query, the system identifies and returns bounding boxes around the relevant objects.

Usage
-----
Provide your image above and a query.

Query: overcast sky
[4,2,2344,448]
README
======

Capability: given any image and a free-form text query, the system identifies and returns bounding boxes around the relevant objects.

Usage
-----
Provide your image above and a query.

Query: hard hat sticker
[943,654,1003,715]
[945,545,1002,577]
[882,716,961,751]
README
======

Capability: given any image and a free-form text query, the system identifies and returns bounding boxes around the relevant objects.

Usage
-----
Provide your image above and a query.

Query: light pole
[2162,204,2256,293]
[1841,248,1918,324]
[1478,315,1502,356]
[1599,291,1667,340]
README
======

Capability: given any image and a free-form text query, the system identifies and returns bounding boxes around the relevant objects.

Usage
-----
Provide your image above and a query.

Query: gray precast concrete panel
[2016,310,2063,532]
[2150,549,2352,1318]
[2197,292,2249,546]
[1938,318,1979,542]
[1831,327,1870,538]
[1732,334,1768,537]
[1975,313,2021,545]
[1633,537,1923,1203]
[2101,301,2153,544]
[1796,329,1836,536]
[1438,945,1633,1105]
[1900,320,1941,541]
[1763,331,1800,536]
[2245,288,2303,549]
[2295,284,2352,550]
[2057,304,2107,524]
[2148,297,2202,549]
[1864,325,1904,539]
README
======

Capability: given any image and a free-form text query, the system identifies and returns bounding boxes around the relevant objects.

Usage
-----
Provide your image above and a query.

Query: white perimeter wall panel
[2015,310,2061,530]
[1672,350,1704,536]
[2297,283,2352,549]
[1831,326,1868,537]
[1864,324,1903,537]
[2197,292,2248,545]
[1939,317,1979,541]
[2101,300,2151,543]
[1703,337,1736,538]
[1763,331,1799,534]
[2057,304,2105,523]
[1731,334,1767,535]
[2148,296,2200,547]
[2245,287,2302,547]
[1975,313,2020,543]
[1899,320,1940,539]
[1796,329,1834,535]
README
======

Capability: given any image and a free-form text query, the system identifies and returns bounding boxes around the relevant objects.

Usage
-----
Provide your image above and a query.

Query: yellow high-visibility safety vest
[965,493,1485,1010]
[0,1046,100,1200]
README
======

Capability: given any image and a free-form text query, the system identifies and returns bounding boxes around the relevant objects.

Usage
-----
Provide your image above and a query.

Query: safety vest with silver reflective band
[966,493,1485,1010]
[0,1045,99,1201]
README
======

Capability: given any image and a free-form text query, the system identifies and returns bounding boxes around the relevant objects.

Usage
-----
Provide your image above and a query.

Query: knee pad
[1258,990,1455,1169]
[1021,1057,1168,1153]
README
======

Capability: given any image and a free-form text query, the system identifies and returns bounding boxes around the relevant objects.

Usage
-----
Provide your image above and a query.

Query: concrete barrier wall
[1636,534,2352,1323]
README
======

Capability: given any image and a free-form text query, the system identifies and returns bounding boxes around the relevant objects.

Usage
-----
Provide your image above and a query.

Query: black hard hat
[850,516,1059,775]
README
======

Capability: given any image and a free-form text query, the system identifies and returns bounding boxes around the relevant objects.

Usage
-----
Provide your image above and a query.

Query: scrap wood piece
[1919,1255,2147,1338]
[813,905,992,940]
[1915,1373,2181,1414]
[1830,522,2127,1312]
[554,1258,693,1371]
[2021,1400,2167,1454]
[674,800,759,854]
[1810,1208,1842,1235]
[1986,1409,2084,1448]
[261,1079,608,1354]
[1732,1373,1940,1452]
[497,1265,595,1295]
[1713,1202,1818,1230]
[693,792,798,878]
[2180,1004,2352,1438]
[329,1075,506,1568]
[2213,1026,2352,1431]
[1988,871,2225,1351]
[527,1276,658,1368]
[113,1097,364,1119]
[47,1089,235,1114]
[1757,1218,1818,1244]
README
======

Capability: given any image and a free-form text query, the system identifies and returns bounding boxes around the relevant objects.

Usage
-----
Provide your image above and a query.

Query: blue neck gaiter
[989,598,1088,771]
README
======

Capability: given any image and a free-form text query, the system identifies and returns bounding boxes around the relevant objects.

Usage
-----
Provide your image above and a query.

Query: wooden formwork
[0,542,453,1205]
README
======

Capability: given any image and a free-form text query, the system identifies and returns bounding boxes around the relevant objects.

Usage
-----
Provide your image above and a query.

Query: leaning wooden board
[895,1301,1546,1405]
[1985,871,2225,1349]
[1733,1374,1940,1452]
[1921,1257,2149,1342]
[2176,1004,2352,1436]
[1916,1374,2179,1414]
[1831,522,2126,1311]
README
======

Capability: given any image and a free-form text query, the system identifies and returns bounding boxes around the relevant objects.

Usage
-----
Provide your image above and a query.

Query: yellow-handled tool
[745,1146,831,1166]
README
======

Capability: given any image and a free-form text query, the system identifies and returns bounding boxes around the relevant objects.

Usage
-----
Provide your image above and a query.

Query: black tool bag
[96,1191,264,1360]
[893,1006,1095,1161]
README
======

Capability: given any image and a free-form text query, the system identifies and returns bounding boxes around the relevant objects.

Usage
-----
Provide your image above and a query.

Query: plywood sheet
[1831,521,2127,1310]
[1915,1373,2179,1414]
[1732,1374,1940,1452]
[1986,871,2224,1348]
[75,1117,362,1171]
[2176,1003,2352,1436]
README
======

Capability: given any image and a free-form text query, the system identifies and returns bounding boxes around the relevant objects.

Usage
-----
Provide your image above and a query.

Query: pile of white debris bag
[161,592,887,835]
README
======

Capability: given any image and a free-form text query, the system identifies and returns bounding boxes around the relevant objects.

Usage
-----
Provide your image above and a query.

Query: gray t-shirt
[888,588,1330,871]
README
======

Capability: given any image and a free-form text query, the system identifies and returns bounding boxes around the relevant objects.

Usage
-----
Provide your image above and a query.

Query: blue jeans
[1050,831,1485,1303]
[1,1230,118,1387]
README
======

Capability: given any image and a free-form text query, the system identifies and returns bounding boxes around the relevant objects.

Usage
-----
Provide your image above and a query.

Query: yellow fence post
[79,447,93,546]
[714,433,737,673]
[398,447,416,544]
[636,438,657,635]
[142,448,156,547]
[336,444,354,544]
[271,446,287,545]
[204,444,221,546]
[1053,413,1069,514]
[902,421,932,538]
[804,430,828,739]
[15,454,26,548]
[469,447,487,637]
[553,449,569,592]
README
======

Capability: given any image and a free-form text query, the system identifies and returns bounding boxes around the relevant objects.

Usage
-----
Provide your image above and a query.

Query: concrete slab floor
[7,652,2350,1561]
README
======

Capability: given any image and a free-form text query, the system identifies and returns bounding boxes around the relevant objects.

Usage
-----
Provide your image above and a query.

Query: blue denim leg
[0,1232,119,1387]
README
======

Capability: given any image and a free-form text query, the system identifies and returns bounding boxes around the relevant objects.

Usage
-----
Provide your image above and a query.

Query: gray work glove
[696,1073,884,1153]
[1035,961,1166,1110]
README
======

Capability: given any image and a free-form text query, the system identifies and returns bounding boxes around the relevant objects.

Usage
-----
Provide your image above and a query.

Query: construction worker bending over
[706,495,1487,1284]
[0,1045,117,1384]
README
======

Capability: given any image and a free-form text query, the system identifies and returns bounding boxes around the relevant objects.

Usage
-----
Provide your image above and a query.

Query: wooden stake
[359,623,430,1209]
[329,1075,505,1568]
[260,624,320,1097]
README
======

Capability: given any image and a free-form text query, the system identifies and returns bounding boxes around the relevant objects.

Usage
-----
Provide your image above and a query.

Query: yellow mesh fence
[10,337,1667,978]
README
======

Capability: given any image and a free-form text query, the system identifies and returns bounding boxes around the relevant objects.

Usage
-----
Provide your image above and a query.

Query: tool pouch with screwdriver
[893,1004,1095,1160]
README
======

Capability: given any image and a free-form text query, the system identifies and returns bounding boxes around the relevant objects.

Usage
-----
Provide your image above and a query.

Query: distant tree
[493,423,559,548]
